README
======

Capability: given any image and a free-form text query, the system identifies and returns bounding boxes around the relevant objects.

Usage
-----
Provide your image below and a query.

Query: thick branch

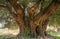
[27,0,42,36]
[7,0,26,34]
[34,0,59,25]
[27,0,41,17]
[7,0,24,16]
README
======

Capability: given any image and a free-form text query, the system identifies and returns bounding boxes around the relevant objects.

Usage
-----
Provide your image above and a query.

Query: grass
[47,30,60,39]
[0,34,60,39]
[0,29,60,39]
[0,35,9,39]
[55,36,60,39]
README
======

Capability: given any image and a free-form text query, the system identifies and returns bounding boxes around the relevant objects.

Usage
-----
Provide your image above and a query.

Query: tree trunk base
[7,32,55,39]
[7,35,55,39]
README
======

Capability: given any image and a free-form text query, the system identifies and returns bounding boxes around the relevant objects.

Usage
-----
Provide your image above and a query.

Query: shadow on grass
[0,35,57,39]
[0,31,60,39]
[0,35,16,39]
[0,35,37,39]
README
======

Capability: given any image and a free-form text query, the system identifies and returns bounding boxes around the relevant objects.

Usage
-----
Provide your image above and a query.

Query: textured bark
[7,0,26,36]
[5,0,60,39]
[36,19,48,36]
[34,0,59,37]
[27,0,41,37]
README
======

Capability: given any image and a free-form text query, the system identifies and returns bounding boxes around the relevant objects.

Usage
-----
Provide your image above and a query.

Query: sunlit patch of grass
[55,36,60,39]
[47,30,60,39]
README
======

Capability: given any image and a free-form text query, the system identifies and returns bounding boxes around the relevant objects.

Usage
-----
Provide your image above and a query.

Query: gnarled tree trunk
[5,0,60,39]
[6,0,26,37]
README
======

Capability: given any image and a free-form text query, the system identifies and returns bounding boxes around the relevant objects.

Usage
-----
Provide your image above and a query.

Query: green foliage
[55,36,60,39]
[0,0,7,5]
[0,7,18,29]
[49,5,60,26]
